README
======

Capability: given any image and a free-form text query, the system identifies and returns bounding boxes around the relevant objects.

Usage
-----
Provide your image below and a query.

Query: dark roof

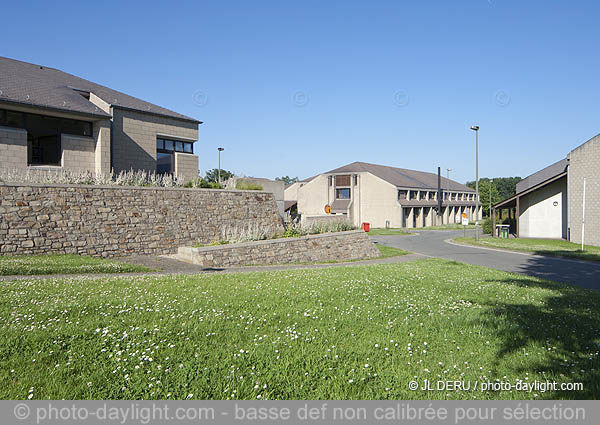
[325,161,475,192]
[284,200,297,211]
[0,56,200,123]
[515,159,568,194]
[331,199,351,212]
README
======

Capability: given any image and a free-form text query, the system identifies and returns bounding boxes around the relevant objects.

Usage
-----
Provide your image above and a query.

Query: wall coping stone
[0,182,273,194]
[181,230,366,253]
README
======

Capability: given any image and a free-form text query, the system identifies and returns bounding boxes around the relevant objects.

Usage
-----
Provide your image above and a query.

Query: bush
[235,181,263,191]
[184,177,222,189]
[482,218,493,234]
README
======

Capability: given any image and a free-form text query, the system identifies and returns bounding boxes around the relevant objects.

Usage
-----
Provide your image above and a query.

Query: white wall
[519,177,567,239]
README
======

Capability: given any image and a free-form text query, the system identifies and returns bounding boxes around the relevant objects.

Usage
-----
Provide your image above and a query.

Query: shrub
[482,218,493,234]
[184,177,222,189]
[235,181,263,191]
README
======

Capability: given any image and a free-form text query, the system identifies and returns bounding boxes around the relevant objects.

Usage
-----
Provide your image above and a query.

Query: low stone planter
[175,230,380,267]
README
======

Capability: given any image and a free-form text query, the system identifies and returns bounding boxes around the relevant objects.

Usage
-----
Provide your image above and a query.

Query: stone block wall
[175,230,380,267]
[569,134,600,246]
[0,126,27,172]
[0,184,283,257]
[61,134,96,173]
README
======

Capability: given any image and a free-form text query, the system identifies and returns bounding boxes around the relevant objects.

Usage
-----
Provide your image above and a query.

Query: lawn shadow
[512,253,600,290]
[479,272,600,399]
[533,250,600,263]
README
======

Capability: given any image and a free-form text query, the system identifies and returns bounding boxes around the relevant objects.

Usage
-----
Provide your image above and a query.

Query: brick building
[493,134,600,246]
[0,56,200,181]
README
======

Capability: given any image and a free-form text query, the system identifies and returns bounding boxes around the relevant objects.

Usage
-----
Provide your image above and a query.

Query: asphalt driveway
[371,230,600,290]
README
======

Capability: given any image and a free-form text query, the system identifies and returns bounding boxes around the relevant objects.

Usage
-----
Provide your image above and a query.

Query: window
[409,190,417,200]
[419,191,426,200]
[429,191,436,200]
[0,108,92,166]
[335,175,351,186]
[156,137,194,174]
[398,190,407,200]
[336,188,350,199]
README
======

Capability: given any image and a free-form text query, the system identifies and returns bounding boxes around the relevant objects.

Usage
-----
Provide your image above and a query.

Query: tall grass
[0,168,186,188]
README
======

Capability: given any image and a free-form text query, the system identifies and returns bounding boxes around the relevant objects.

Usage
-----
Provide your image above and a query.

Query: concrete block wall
[111,108,198,174]
[569,134,600,246]
[0,126,27,172]
[0,184,284,257]
[93,119,111,175]
[174,152,199,182]
[61,134,96,173]
[176,230,380,267]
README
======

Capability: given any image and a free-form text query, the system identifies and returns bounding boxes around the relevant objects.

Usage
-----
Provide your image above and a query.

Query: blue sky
[2,1,599,183]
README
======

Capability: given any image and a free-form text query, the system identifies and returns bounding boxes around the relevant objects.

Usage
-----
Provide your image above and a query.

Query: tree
[474,178,502,217]
[466,176,522,206]
[275,176,299,185]
[205,168,234,183]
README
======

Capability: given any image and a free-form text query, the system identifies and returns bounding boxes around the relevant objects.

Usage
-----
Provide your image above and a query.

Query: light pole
[217,147,224,185]
[470,125,479,240]
[489,178,493,218]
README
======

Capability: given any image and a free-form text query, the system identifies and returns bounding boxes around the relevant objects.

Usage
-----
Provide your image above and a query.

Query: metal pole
[475,128,479,240]
[218,151,221,185]
[581,178,586,251]
[489,178,493,218]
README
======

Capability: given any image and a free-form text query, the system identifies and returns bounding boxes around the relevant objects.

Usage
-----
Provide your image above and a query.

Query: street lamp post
[217,147,224,185]
[470,125,480,240]
[489,178,493,218]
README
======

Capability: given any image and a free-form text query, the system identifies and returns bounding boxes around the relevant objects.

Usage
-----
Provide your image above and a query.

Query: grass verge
[419,224,477,230]
[0,254,154,276]
[367,228,411,236]
[375,244,409,258]
[453,237,600,262]
[1,259,598,399]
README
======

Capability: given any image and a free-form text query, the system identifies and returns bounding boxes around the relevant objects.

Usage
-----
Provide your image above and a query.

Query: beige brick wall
[93,119,111,174]
[0,126,28,173]
[174,152,199,182]
[569,134,600,246]
[112,109,198,174]
[61,134,96,173]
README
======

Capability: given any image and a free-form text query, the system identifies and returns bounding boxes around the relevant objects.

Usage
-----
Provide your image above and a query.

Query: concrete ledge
[175,230,380,267]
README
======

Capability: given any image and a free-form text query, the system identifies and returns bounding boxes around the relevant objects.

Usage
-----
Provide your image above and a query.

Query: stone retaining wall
[175,230,380,267]
[0,184,283,257]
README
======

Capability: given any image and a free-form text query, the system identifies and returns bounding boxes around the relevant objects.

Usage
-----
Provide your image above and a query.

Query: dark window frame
[156,137,194,155]
[0,108,92,166]
[335,187,351,199]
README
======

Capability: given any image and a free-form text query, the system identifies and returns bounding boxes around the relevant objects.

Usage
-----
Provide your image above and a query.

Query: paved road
[371,230,600,290]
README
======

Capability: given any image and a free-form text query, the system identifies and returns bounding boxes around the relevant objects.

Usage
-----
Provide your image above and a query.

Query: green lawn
[367,228,411,236]
[419,224,477,230]
[454,237,600,262]
[374,244,409,258]
[2,259,598,400]
[0,254,153,276]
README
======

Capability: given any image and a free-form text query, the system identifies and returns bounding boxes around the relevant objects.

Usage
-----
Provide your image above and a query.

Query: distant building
[493,134,600,246]
[284,162,481,228]
[0,56,201,181]
[228,177,285,218]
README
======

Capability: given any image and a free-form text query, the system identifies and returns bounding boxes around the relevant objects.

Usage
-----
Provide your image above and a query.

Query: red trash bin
[361,222,370,232]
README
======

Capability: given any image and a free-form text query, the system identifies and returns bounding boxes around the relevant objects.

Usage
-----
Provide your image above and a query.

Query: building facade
[493,133,600,246]
[285,162,481,228]
[0,57,200,181]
